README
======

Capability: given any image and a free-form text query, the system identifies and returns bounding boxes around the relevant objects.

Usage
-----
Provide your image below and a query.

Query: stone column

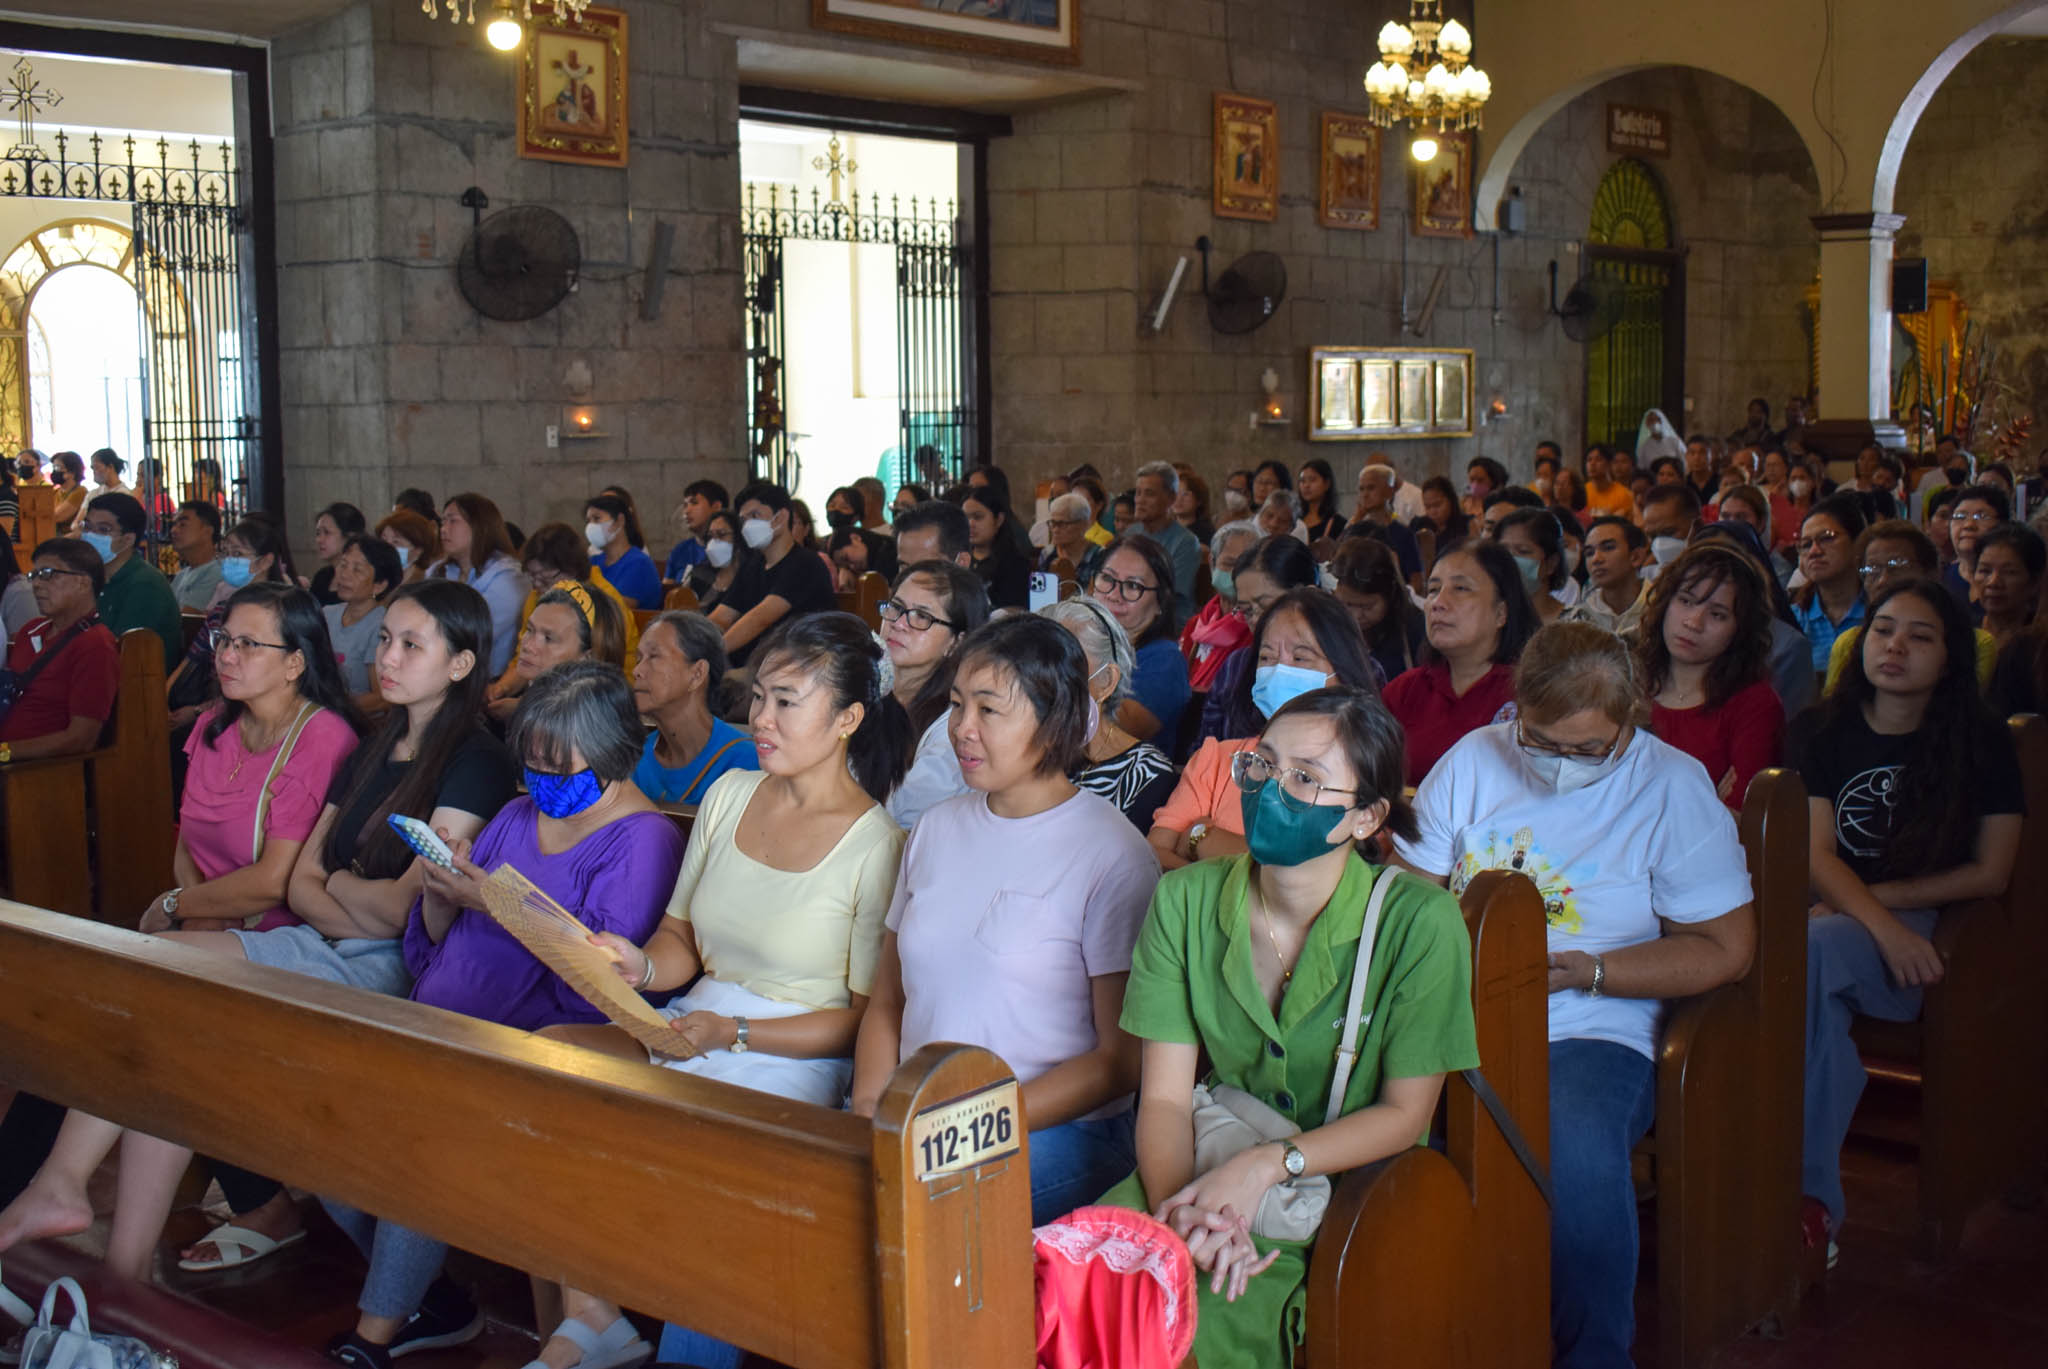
[1805,211,1907,460]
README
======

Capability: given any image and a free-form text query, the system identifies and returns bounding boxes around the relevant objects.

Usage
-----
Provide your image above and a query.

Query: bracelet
[636,947,657,991]
[1588,955,1606,998]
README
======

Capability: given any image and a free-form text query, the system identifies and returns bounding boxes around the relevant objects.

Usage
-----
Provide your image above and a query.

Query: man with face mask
[80,492,182,670]
[1394,622,1754,1369]
[1910,434,1973,527]
[1637,484,1702,585]
[709,479,837,663]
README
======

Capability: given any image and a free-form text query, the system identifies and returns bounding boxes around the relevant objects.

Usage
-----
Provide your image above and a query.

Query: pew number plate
[911,1080,1021,1181]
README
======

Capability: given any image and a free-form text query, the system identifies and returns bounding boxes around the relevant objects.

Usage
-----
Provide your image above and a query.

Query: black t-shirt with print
[325,726,520,879]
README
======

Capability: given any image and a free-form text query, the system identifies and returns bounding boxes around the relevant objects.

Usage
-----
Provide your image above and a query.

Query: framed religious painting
[1310,345,1473,440]
[519,6,629,168]
[1213,93,1278,222]
[1412,130,1473,238]
[812,0,1081,65]
[1318,112,1380,231]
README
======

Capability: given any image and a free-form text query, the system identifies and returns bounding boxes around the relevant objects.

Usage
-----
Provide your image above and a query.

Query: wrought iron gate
[741,178,979,492]
[1584,160,1684,454]
[0,131,257,535]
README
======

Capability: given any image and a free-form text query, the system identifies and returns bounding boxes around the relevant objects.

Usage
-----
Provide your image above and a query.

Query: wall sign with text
[1606,104,1670,157]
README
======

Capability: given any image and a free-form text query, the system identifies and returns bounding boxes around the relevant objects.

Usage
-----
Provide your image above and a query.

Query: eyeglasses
[1516,718,1625,761]
[1230,749,1359,808]
[1795,531,1841,554]
[209,629,290,656]
[1952,510,2001,525]
[1859,555,1917,578]
[877,598,957,633]
[1091,570,1157,603]
[26,567,86,582]
[1229,596,1280,623]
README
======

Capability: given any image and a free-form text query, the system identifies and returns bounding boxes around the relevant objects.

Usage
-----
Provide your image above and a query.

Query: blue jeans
[1028,1112,1136,1226]
[320,1197,448,1324]
[1549,1038,1657,1369]
[653,1115,1136,1368]
[1803,909,1932,1228]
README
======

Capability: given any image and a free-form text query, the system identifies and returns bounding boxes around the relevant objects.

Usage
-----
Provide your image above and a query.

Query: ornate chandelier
[421,0,590,29]
[1361,1,1491,158]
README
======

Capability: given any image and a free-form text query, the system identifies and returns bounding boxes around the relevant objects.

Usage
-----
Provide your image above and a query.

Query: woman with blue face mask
[1151,588,1375,871]
[1494,507,1569,626]
[1098,686,1477,1369]
[1394,623,1756,1367]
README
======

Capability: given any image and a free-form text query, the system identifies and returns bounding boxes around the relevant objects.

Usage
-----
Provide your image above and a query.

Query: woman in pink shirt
[853,615,1160,1225]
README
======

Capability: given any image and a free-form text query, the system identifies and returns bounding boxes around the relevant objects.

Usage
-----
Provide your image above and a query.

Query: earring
[839,732,851,741]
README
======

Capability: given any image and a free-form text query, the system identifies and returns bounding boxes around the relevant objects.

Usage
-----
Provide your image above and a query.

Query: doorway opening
[27,256,144,458]
[1583,158,1686,454]
[738,93,1003,513]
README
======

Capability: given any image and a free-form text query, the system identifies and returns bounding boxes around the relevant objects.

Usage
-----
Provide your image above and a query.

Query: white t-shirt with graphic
[1395,721,1753,1060]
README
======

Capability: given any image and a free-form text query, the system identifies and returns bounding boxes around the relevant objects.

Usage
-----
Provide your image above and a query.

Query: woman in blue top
[1090,533,1189,748]
[631,610,759,804]
[430,493,525,675]
[585,492,661,610]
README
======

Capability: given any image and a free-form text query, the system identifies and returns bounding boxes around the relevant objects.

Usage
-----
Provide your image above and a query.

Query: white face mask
[1563,544,1582,576]
[705,539,734,568]
[584,520,611,550]
[1649,535,1685,567]
[1788,478,1812,500]
[1521,743,1623,795]
[741,517,775,550]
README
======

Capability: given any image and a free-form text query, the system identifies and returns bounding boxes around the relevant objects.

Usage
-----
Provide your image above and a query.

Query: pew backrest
[0,907,1033,1369]
[90,629,177,924]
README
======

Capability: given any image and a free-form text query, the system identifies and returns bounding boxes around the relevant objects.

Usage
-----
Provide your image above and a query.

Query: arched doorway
[26,260,146,459]
[1584,159,1685,454]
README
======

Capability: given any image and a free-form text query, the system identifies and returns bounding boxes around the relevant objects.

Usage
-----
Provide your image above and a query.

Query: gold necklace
[1254,884,1293,984]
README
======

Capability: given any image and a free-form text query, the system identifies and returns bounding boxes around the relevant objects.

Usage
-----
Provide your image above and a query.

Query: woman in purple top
[323,661,684,1369]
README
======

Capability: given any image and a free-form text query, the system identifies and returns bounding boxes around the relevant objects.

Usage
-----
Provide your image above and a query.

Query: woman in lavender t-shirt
[852,615,1161,1225]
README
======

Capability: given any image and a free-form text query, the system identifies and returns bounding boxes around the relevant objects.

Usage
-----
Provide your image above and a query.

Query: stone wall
[267,0,1823,550]
[269,0,747,550]
[1893,37,2048,451]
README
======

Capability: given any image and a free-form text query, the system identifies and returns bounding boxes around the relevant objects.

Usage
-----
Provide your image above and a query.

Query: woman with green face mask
[1099,685,1478,1369]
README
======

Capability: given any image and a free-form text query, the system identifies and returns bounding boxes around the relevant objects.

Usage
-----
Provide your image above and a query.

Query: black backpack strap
[1460,1067,1553,1209]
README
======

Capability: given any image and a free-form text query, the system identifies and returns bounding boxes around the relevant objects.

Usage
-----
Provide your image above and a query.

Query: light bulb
[1377,21,1414,57]
[1466,68,1492,105]
[1438,19,1471,56]
[485,7,522,49]
[1424,62,1454,102]
[1411,135,1440,163]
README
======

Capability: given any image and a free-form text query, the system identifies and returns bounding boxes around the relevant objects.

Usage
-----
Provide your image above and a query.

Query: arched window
[1584,160,1684,455]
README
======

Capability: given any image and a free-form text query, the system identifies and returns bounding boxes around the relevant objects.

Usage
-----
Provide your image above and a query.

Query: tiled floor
[11,1090,2046,1368]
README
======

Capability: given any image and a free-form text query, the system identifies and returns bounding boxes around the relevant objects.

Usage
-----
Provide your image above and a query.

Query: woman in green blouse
[1101,686,1478,1369]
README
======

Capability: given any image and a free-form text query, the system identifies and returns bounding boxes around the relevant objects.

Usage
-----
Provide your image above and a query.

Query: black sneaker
[386,1279,484,1358]
[325,1332,394,1369]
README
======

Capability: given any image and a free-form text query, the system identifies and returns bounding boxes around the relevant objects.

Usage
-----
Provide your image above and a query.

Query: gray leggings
[321,1197,449,1323]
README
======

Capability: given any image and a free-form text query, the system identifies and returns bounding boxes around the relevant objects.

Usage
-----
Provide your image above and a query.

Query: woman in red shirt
[1638,543,1784,813]
[1381,541,1539,786]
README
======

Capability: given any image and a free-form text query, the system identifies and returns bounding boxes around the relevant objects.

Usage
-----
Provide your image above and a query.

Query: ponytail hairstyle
[323,579,495,879]
[585,492,646,550]
[754,610,913,802]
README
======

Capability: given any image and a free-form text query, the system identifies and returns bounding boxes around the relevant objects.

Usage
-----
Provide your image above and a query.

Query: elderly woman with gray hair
[1257,487,1310,543]
[630,610,760,805]
[1040,490,1107,588]
[1041,596,1178,831]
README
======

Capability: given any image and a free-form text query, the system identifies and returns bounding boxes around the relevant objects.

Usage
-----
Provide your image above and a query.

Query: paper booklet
[478,865,696,1059]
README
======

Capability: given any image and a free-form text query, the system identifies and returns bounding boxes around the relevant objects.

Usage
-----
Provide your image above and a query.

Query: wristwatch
[1186,822,1209,858]
[160,888,184,926]
[1280,1139,1307,1179]
[729,1015,750,1054]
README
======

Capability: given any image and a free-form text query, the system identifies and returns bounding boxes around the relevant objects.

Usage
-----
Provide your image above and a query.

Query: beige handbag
[1186,864,1400,1242]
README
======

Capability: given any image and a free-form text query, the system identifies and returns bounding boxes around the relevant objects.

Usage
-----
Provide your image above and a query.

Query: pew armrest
[0,745,115,778]
[1305,1150,1474,1366]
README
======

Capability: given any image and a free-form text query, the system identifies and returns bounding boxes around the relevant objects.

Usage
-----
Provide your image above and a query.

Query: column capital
[1810,211,1908,241]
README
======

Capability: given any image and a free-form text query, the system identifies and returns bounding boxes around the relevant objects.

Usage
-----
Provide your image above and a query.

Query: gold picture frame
[1412,129,1472,238]
[1309,345,1474,440]
[811,0,1080,65]
[1214,92,1278,222]
[519,6,628,168]
[1318,112,1380,231]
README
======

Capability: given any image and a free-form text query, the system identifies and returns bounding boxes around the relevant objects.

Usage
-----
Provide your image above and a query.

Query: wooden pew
[0,905,1035,1369]
[1305,869,1550,1369]
[0,630,172,921]
[1637,767,1808,1368]
[180,608,207,652]
[663,582,699,612]
[15,483,54,568]
[849,569,889,630]
[1852,712,2048,1258]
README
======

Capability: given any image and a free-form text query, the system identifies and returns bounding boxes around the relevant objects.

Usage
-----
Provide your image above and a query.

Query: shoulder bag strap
[1324,863,1400,1126]
[249,701,321,865]
[4,613,98,694]
[677,734,743,802]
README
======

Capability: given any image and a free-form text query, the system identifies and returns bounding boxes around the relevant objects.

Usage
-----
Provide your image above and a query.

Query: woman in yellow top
[513,522,640,666]
[534,612,909,1369]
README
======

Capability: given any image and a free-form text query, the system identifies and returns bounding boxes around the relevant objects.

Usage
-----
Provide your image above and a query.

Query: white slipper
[521,1315,651,1369]
[174,1221,307,1272]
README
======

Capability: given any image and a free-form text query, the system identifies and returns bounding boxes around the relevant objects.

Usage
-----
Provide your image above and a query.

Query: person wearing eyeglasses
[1791,495,1870,674]
[1088,534,1188,747]
[1152,589,1377,871]
[1823,521,1997,694]
[1039,491,1106,589]
[879,561,991,832]
[1097,686,1476,1369]
[1195,534,1320,745]
[1395,622,1754,1369]
[0,539,121,763]
[1941,482,2009,610]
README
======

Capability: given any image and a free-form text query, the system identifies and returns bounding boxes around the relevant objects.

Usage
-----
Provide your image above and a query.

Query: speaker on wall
[1892,257,1928,315]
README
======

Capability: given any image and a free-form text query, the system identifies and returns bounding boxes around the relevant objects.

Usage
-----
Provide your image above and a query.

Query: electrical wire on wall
[1811,0,1849,208]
